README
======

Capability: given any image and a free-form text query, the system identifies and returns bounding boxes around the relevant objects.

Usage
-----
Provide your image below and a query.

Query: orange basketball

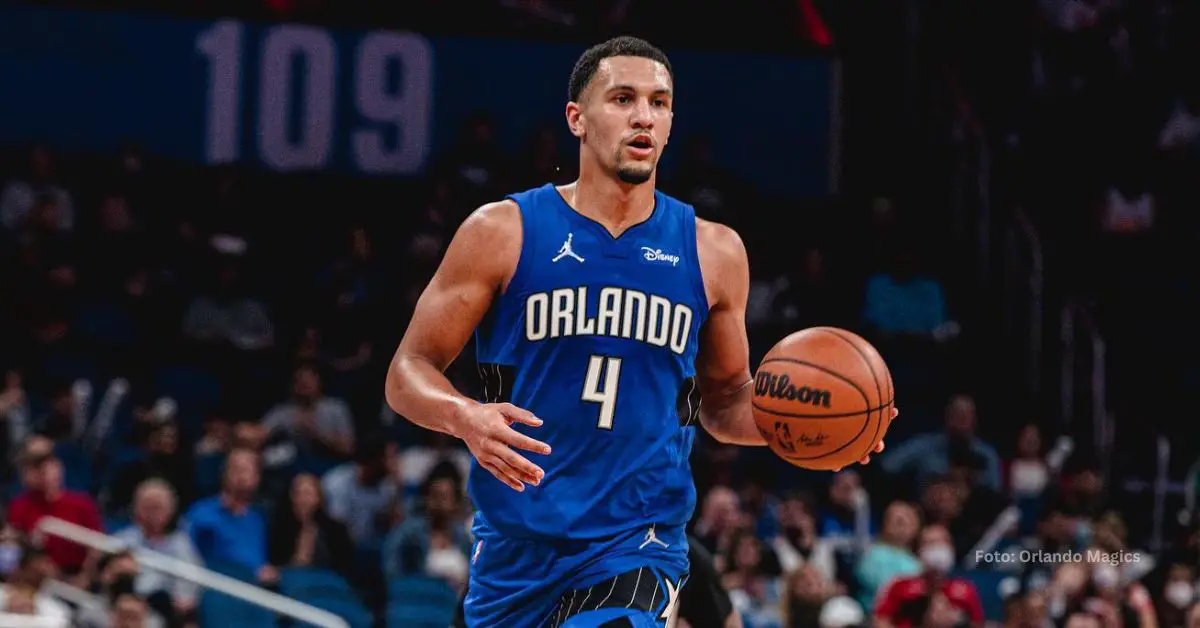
[752,327,895,471]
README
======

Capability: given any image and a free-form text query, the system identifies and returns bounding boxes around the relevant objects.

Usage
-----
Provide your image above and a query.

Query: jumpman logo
[552,233,585,263]
[659,577,683,621]
[639,525,670,550]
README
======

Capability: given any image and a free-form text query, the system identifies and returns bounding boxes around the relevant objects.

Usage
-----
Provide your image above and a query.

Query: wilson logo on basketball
[754,371,833,408]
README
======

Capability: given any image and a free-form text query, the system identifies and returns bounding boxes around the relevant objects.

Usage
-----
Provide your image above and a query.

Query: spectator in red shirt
[875,524,984,628]
[6,435,102,585]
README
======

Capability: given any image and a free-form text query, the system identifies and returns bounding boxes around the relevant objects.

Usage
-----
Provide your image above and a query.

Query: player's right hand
[459,402,552,491]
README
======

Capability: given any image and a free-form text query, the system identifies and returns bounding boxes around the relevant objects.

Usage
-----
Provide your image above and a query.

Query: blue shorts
[464,523,690,627]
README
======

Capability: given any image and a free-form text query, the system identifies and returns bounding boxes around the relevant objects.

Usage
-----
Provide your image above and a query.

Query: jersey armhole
[501,196,535,297]
[683,206,710,319]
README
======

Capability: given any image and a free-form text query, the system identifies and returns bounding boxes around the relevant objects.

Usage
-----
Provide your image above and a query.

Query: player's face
[568,56,673,185]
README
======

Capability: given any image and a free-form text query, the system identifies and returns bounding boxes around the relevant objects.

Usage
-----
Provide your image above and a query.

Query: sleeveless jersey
[472,183,708,541]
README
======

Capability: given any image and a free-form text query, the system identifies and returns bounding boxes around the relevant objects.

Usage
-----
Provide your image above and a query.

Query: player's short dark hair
[568,36,673,102]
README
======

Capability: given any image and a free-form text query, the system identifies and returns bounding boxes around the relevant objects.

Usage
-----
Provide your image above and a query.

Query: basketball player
[385,36,891,627]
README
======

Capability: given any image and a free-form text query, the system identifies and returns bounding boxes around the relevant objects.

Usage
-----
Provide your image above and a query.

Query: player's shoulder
[695,217,748,268]
[458,199,522,241]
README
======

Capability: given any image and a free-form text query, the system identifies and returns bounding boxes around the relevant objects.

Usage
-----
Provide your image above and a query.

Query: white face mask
[1010,461,1048,495]
[920,543,955,573]
[1165,581,1195,608]
[1092,564,1119,590]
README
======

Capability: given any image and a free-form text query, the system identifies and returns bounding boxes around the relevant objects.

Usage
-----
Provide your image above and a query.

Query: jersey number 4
[582,355,622,430]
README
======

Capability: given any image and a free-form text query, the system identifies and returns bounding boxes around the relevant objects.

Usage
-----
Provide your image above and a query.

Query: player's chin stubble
[616,164,653,185]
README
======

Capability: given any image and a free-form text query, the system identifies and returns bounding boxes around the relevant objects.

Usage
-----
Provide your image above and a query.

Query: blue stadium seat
[282,568,371,628]
[155,364,221,412]
[1015,495,1045,535]
[194,453,226,499]
[54,441,93,493]
[953,570,1010,621]
[200,561,277,626]
[280,568,354,597]
[387,576,457,628]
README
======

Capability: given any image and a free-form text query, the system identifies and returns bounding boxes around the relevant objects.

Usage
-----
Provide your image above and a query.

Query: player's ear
[565,102,586,140]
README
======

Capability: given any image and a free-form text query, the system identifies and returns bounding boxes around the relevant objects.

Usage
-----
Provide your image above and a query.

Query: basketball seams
[813,327,886,464]
[751,399,895,419]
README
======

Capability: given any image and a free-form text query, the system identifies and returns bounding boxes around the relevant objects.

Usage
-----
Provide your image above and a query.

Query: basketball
[752,327,895,471]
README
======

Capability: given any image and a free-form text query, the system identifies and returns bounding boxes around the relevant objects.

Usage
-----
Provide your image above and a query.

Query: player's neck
[565,170,656,236]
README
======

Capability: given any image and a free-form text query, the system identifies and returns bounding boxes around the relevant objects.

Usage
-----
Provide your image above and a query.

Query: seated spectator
[1047,457,1107,520]
[819,470,876,539]
[262,363,355,464]
[1153,561,1195,628]
[881,395,1002,492]
[382,461,470,589]
[945,445,1007,556]
[114,479,202,619]
[181,251,275,354]
[721,529,784,627]
[322,439,399,545]
[109,419,195,514]
[1006,423,1050,498]
[772,492,838,584]
[0,144,75,232]
[110,586,151,628]
[268,473,353,577]
[692,485,744,560]
[854,501,921,610]
[182,448,274,584]
[0,546,70,622]
[7,436,102,583]
[874,524,983,628]
[397,430,472,499]
[783,563,860,628]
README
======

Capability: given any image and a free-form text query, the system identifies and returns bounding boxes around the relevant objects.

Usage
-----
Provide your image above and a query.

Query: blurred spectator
[0,144,75,232]
[694,486,745,559]
[1153,561,1195,628]
[113,479,202,618]
[783,563,856,628]
[382,461,470,589]
[109,420,195,514]
[772,492,838,584]
[874,524,984,628]
[7,436,102,582]
[819,471,875,539]
[432,112,509,208]
[945,445,1008,556]
[262,363,355,465]
[396,431,472,499]
[854,501,922,610]
[321,439,399,545]
[268,473,353,577]
[110,588,151,628]
[1049,457,1107,519]
[0,369,30,465]
[181,448,274,584]
[721,529,784,627]
[670,136,746,224]
[1006,424,1050,498]
[0,547,70,621]
[881,395,1002,493]
[181,250,275,355]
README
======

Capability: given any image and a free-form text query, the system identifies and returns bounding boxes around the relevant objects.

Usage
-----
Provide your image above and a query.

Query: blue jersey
[472,183,708,542]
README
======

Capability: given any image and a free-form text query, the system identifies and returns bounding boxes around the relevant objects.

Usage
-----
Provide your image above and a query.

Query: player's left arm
[693,220,766,446]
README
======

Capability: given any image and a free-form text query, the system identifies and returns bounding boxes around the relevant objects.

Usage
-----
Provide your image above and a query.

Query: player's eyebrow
[607,85,673,97]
